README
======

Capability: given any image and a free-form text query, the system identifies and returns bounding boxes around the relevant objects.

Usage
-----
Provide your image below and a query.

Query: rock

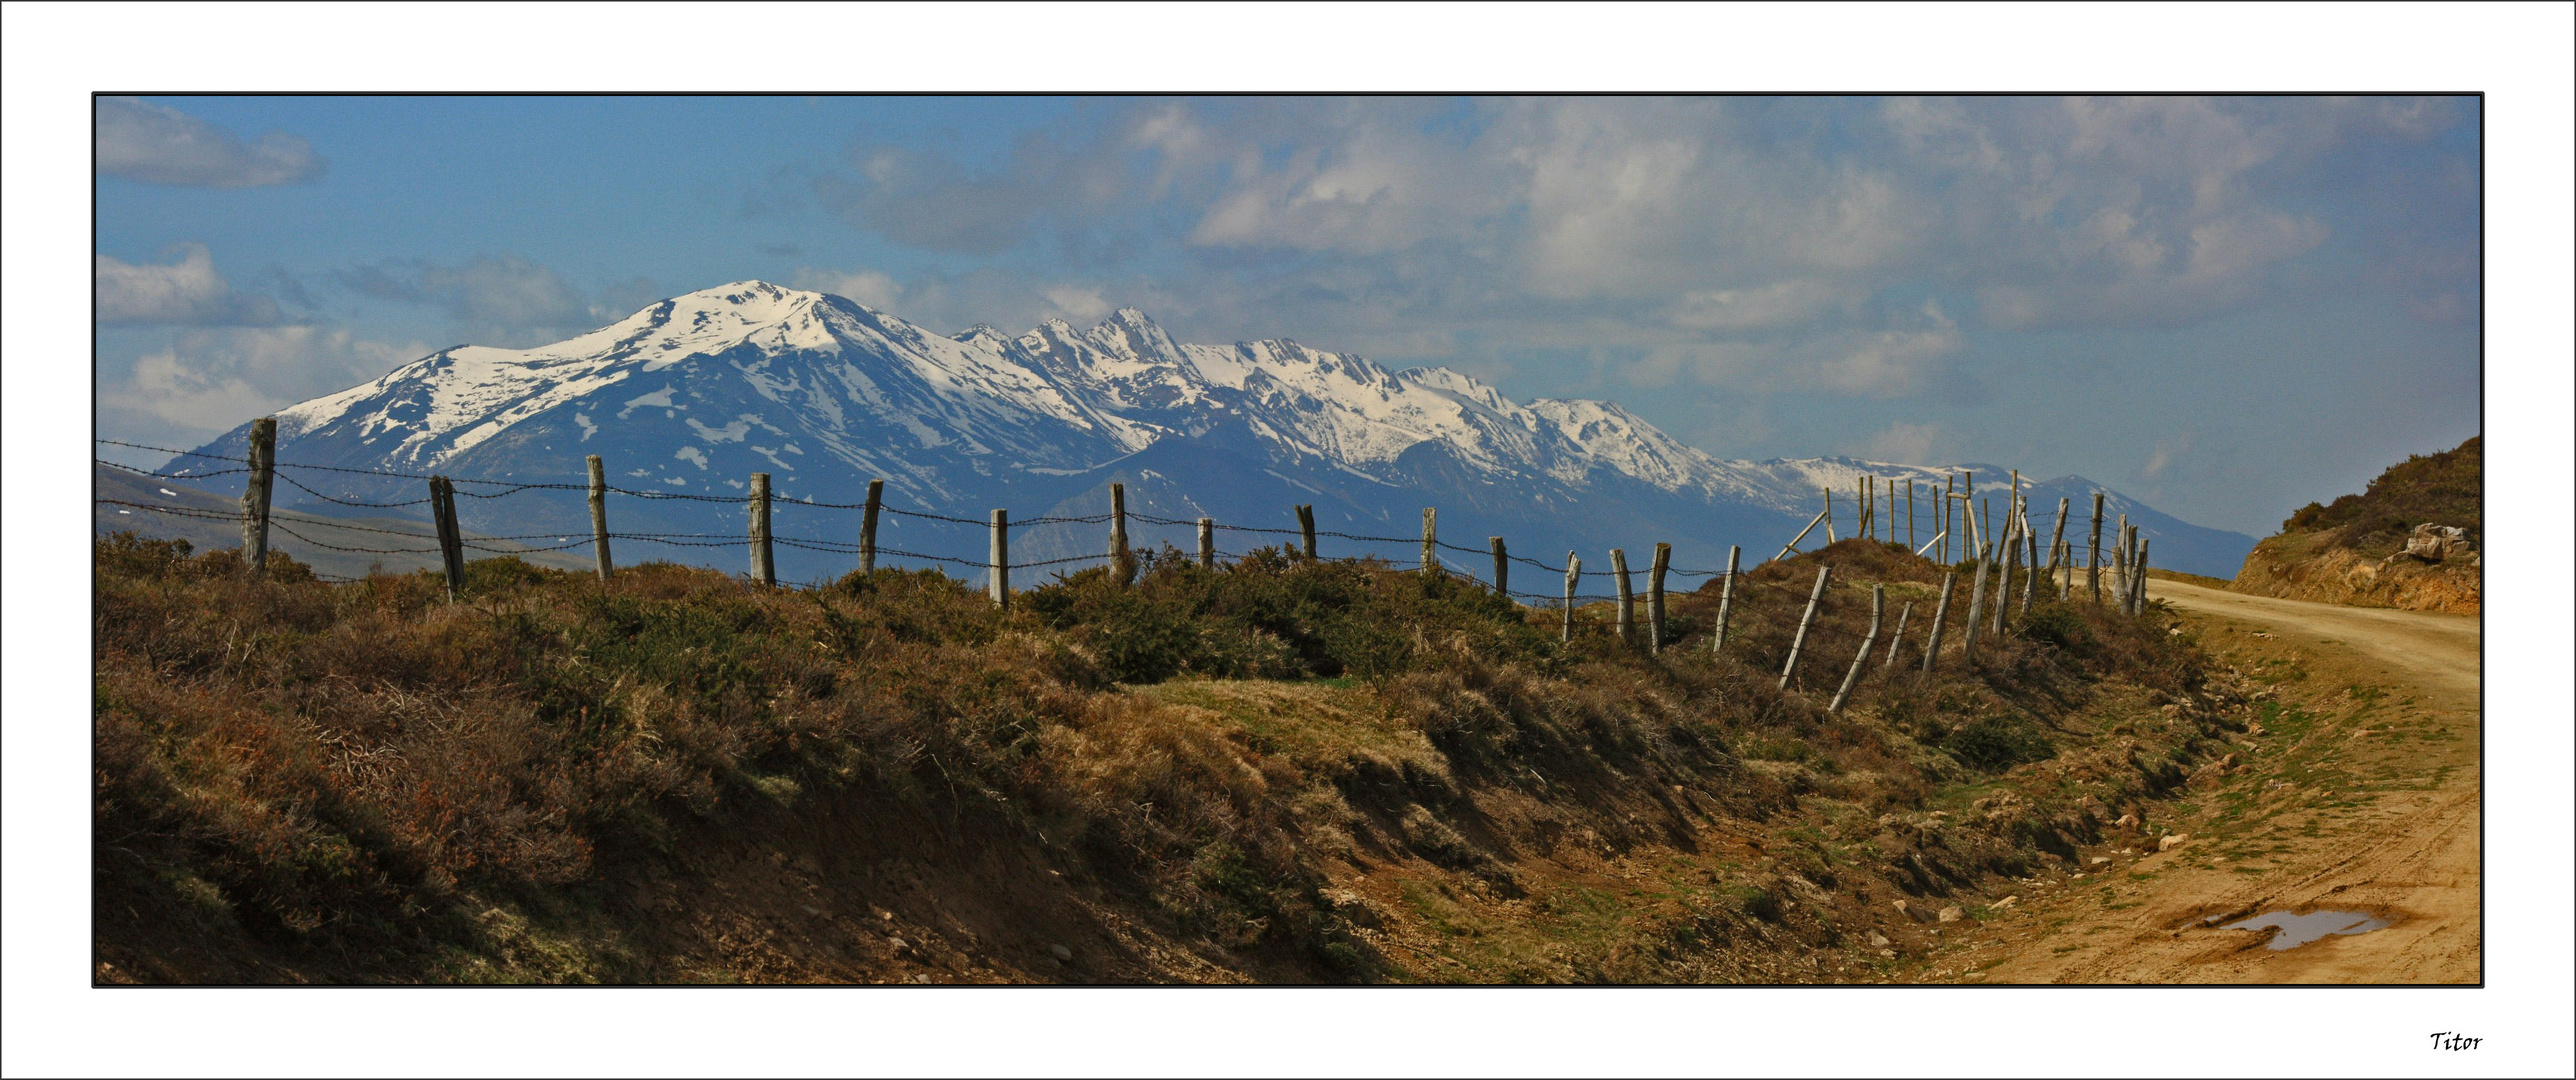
[802,905,824,918]
[1993,896,2018,909]
[1867,932,1890,947]
[2158,833,2189,852]
[2088,856,2110,866]
[888,937,910,952]
[913,974,933,985]
[2113,813,2140,830]
[1047,943,1073,962]
[1895,900,1939,924]
[1938,906,1965,923]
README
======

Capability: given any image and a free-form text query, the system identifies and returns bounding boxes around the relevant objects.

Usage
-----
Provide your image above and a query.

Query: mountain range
[167,281,2256,584]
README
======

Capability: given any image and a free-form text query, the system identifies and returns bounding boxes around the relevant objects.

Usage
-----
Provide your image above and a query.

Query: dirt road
[1931,577,2480,984]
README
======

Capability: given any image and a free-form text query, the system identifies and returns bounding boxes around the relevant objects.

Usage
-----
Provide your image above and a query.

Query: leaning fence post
[1779,564,1832,690]
[1296,504,1317,560]
[1490,536,1508,597]
[1109,483,1132,586]
[748,472,775,586]
[1648,542,1671,654]
[1884,600,1912,671]
[1610,548,1636,648]
[1920,569,1957,674]
[859,479,883,576]
[1830,585,1885,713]
[429,476,465,602]
[1562,552,1580,644]
[1420,508,1437,574]
[2019,527,2040,615]
[2048,497,2070,577]
[1198,517,1215,570]
[239,417,277,578]
[989,509,1009,609]
[1960,542,1993,660]
[1995,521,2019,635]
[1712,544,1741,653]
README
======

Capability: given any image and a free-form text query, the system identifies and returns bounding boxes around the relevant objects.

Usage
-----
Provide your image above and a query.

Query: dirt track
[1932,576,2480,984]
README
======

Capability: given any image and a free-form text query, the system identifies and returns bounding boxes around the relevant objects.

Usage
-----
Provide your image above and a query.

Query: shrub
[1944,714,2056,772]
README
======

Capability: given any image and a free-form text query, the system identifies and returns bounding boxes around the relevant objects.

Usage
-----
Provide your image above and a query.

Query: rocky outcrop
[2229,527,2480,614]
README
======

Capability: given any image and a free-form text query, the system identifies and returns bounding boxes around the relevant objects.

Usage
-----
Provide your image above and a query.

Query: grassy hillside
[2232,436,2480,613]
[96,533,2250,984]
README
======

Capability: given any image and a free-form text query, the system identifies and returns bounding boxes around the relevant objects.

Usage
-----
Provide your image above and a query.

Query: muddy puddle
[2214,910,2389,950]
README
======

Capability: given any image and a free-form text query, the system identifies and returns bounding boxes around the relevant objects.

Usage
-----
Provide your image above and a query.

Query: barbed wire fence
[98,428,2150,711]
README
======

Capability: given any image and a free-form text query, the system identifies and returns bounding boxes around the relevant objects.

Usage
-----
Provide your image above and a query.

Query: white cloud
[95,244,281,325]
[792,267,904,311]
[1864,422,1944,464]
[1669,280,1843,331]
[103,326,426,437]
[95,96,324,188]
[1040,284,1113,323]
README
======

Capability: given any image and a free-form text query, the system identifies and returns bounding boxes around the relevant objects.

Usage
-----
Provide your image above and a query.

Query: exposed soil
[2230,531,2481,615]
[1919,577,2479,984]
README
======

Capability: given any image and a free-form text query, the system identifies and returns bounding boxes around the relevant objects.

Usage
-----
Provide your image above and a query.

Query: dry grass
[95,531,2231,984]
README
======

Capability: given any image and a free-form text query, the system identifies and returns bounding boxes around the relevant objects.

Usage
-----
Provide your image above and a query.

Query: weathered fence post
[859,479,883,576]
[1296,503,1317,560]
[1779,564,1832,690]
[1562,553,1580,643]
[1823,487,1836,543]
[1490,536,1508,597]
[1108,483,1133,586]
[2057,540,2072,601]
[989,509,1009,609]
[2112,522,2130,607]
[1198,517,1215,570]
[1920,569,1957,674]
[1712,544,1741,653]
[1884,600,1912,671]
[1611,548,1636,648]
[1420,508,1437,574]
[1960,542,1993,660]
[2122,536,2143,613]
[1775,507,1828,563]
[1647,542,1671,653]
[1830,584,1885,713]
[584,455,613,582]
[2020,528,2040,615]
[237,417,278,578]
[429,475,465,602]
[2088,493,2106,604]
[1907,478,1917,554]
[1995,518,2020,635]
[748,472,775,586]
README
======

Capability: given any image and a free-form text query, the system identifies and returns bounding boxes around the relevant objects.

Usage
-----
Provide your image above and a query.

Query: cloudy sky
[96,94,2480,535]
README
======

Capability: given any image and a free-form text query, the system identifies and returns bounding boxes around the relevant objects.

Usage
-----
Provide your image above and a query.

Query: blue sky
[96,94,2481,535]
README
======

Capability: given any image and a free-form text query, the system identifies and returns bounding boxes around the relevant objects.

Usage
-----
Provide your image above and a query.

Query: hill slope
[2228,436,2480,613]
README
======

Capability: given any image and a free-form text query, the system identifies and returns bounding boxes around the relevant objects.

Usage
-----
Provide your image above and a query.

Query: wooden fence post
[2112,522,2129,607]
[748,472,775,586]
[2048,497,2070,577]
[1296,503,1317,560]
[2057,540,2072,601]
[1420,508,1437,574]
[1830,584,1885,713]
[1712,545,1741,653]
[586,454,612,582]
[2122,536,2143,613]
[1941,475,1954,562]
[1823,487,1836,543]
[1884,600,1912,671]
[2089,494,2106,604]
[1198,517,1215,570]
[429,475,465,602]
[238,417,277,577]
[1778,564,1832,690]
[1562,553,1580,644]
[1490,536,1508,597]
[1611,548,1635,648]
[1995,518,2019,635]
[1109,483,1133,586]
[2020,528,2039,615]
[1648,542,1671,654]
[1907,478,1917,554]
[989,509,1009,609]
[859,479,883,576]
[1920,569,1957,674]
[1775,508,1828,563]
[1960,542,1993,660]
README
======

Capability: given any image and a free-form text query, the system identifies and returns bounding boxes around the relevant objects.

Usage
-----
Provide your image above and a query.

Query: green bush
[1944,714,2056,772]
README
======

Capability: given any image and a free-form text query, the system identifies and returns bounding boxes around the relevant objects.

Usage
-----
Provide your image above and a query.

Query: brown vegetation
[2232,436,2480,613]
[95,533,2251,984]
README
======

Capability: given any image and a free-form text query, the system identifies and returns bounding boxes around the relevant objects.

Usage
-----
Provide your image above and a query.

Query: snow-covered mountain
[171,282,2255,581]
